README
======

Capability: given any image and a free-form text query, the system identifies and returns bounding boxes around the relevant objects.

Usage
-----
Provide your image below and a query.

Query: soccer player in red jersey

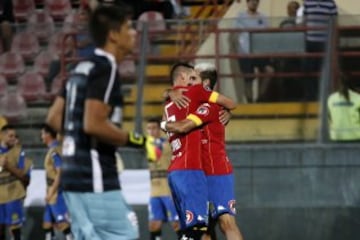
[162,63,244,240]
[163,63,236,240]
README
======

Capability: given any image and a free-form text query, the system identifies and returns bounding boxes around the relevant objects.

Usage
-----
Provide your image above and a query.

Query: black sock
[11,228,21,240]
[181,225,207,240]
[176,230,182,239]
[150,230,161,240]
[0,224,5,240]
[62,227,73,240]
[44,227,54,240]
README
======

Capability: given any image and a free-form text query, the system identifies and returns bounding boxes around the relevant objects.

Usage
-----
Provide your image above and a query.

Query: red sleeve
[186,103,218,126]
[187,85,219,105]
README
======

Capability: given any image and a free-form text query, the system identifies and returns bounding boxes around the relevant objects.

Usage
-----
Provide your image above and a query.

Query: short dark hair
[199,69,217,89]
[195,63,218,89]
[169,62,194,84]
[42,123,57,139]
[89,4,132,47]
[147,117,161,126]
[1,124,15,132]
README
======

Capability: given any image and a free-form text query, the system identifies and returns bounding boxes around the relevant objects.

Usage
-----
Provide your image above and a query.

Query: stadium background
[1,0,360,239]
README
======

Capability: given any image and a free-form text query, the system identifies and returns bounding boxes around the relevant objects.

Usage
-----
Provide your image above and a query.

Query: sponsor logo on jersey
[228,200,236,214]
[186,210,194,224]
[196,106,209,116]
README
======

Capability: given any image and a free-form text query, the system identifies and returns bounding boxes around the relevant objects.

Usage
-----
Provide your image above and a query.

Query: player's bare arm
[46,96,65,133]
[162,119,197,134]
[84,99,134,146]
[46,167,61,203]
[164,88,190,109]
[215,93,237,110]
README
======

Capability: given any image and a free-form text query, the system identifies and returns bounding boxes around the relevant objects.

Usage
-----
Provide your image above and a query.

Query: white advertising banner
[24,170,151,207]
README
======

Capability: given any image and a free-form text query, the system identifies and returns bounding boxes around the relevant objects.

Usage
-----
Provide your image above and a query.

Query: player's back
[61,52,122,192]
[201,103,233,175]
[164,85,219,171]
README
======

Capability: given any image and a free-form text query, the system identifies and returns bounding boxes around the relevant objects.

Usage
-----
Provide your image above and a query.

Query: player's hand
[45,187,55,203]
[168,88,190,109]
[219,108,231,126]
[127,131,146,148]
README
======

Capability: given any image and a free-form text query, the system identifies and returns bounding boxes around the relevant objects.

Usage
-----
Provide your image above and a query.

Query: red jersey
[164,85,219,172]
[187,103,233,175]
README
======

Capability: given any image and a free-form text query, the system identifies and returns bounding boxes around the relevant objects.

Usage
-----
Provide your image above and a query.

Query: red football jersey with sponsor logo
[164,85,219,171]
[187,103,233,175]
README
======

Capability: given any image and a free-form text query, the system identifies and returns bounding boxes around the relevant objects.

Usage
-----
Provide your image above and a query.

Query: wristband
[160,121,167,131]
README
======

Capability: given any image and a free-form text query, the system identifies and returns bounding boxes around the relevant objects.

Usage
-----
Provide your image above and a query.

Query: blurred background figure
[280,1,300,28]
[327,72,360,141]
[234,0,274,102]
[0,0,14,51]
[303,0,338,100]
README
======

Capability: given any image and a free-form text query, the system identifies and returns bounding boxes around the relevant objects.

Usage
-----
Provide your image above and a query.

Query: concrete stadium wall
[20,144,360,239]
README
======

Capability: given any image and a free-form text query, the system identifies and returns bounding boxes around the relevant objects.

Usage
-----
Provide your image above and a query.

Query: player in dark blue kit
[41,124,72,240]
[46,4,145,240]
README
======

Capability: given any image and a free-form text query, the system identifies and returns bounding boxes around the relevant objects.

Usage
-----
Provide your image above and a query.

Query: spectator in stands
[296,0,304,24]
[76,6,95,58]
[234,0,275,102]
[327,72,360,141]
[303,0,337,100]
[277,1,303,101]
[0,0,14,51]
[280,1,300,28]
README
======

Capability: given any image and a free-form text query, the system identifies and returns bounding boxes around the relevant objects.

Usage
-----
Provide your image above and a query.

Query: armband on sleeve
[209,92,219,103]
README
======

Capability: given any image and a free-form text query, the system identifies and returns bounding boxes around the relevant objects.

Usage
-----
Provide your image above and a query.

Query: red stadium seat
[0,89,27,121]
[0,75,7,97]
[44,0,72,21]
[11,31,40,62]
[63,12,77,34]
[27,10,55,44]
[34,0,45,6]
[0,52,25,80]
[48,31,75,57]
[119,59,136,77]
[18,71,46,102]
[34,50,58,78]
[136,11,165,54]
[13,0,35,22]
[137,11,166,32]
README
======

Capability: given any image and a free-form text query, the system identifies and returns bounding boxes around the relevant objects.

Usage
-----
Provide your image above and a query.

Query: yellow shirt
[0,146,27,203]
[328,90,360,140]
[146,136,172,197]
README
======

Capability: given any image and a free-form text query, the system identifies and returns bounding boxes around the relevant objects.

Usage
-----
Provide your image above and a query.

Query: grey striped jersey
[61,48,123,192]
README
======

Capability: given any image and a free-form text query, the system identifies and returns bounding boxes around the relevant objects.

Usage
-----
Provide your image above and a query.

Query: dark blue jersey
[61,48,123,192]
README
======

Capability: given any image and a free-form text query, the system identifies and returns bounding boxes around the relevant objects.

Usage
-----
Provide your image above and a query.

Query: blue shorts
[0,200,24,225]
[149,196,179,222]
[168,170,208,230]
[43,192,69,223]
[63,190,139,240]
[207,174,236,218]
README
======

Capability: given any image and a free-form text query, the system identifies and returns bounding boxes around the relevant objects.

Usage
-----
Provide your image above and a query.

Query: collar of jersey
[48,140,59,148]
[94,48,116,66]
